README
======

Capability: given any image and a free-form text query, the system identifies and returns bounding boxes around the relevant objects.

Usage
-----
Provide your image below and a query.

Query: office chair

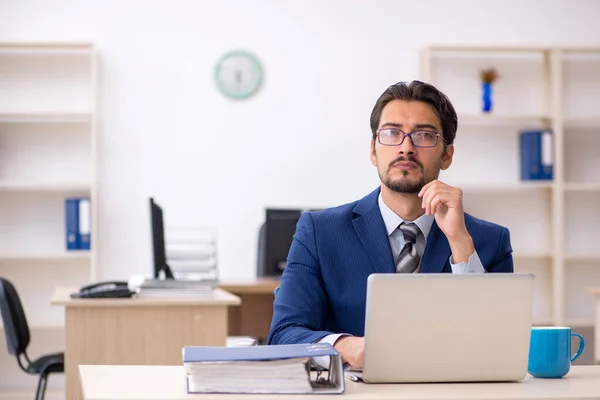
[0,278,64,400]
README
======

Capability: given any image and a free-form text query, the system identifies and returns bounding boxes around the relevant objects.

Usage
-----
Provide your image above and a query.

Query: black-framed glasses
[376,128,444,148]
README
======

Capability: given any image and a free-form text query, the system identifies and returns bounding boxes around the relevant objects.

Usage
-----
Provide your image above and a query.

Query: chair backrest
[0,278,30,356]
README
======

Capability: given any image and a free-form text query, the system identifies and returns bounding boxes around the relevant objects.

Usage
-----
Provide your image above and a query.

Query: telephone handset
[71,280,134,299]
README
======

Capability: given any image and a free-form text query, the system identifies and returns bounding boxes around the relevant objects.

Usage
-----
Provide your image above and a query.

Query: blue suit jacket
[267,187,514,345]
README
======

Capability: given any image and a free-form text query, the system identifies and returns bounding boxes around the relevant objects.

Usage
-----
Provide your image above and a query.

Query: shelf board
[0,112,92,124]
[532,317,554,326]
[0,42,93,55]
[428,45,600,55]
[0,181,91,192]
[458,182,553,192]
[562,47,600,54]
[428,45,550,54]
[513,252,553,259]
[564,182,600,192]
[564,116,600,128]
[564,318,595,328]
[565,253,600,262]
[458,113,551,126]
[0,252,91,263]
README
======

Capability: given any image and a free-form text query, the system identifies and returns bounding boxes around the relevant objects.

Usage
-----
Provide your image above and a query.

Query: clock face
[214,50,263,99]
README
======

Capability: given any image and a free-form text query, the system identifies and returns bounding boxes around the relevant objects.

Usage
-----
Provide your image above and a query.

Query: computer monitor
[149,197,174,280]
[259,208,303,278]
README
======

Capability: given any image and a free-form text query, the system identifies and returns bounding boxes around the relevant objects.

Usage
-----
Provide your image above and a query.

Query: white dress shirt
[314,192,485,367]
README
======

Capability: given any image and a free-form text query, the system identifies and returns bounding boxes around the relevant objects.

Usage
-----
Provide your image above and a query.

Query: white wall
[1,0,600,282]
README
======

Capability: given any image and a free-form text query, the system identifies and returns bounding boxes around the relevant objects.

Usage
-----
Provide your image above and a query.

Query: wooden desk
[51,287,240,400]
[219,278,279,343]
[79,364,600,400]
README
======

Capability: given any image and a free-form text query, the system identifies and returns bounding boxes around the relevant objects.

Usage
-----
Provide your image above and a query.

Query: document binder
[182,343,345,394]
[65,197,92,250]
[65,198,80,250]
[519,129,553,180]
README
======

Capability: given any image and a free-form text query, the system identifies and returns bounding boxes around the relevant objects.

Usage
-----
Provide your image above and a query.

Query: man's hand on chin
[334,336,365,369]
[418,179,474,263]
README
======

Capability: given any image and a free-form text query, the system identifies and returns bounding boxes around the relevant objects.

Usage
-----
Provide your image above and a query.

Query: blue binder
[65,198,80,250]
[519,129,553,181]
[182,343,345,394]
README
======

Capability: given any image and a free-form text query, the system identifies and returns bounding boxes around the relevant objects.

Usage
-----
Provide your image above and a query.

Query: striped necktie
[395,222,421,273]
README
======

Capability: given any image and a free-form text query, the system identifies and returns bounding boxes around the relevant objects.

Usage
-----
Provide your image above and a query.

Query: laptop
[360,273,535,383]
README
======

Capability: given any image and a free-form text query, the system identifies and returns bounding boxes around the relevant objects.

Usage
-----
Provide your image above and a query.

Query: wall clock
[214,50,263,99]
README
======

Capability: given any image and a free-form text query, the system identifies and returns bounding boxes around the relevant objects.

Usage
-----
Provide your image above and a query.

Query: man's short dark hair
[370,80,458,145]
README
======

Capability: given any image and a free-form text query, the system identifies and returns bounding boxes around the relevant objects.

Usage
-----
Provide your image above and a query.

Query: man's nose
[397,135,416,154]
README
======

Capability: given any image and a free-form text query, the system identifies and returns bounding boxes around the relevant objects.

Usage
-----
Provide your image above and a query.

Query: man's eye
[416,132,435,139]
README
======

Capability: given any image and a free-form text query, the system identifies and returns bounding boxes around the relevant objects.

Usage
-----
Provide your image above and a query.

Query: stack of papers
[185,358,312,394]
[165,227,219,281]
[167,243,217,272]
[225,336,258,347]
[135,278,218,298]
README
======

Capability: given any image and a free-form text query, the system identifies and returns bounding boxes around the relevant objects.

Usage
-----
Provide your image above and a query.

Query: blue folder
[65,198,80,250]
[519,129,553,181]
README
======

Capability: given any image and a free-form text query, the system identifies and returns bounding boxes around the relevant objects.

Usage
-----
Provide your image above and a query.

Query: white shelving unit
[0,42,97,392]
[421,45,600,328]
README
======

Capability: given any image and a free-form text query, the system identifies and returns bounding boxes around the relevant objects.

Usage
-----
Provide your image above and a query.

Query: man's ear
[370,139,377,166]
[441,144,454,170]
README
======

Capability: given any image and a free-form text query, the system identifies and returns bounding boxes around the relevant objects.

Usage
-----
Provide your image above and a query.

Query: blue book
[183,343,344,394]
[65,198,80,250]
[520,129,553,181]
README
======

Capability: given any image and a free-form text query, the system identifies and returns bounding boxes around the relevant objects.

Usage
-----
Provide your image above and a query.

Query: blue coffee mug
[528,327,585,379]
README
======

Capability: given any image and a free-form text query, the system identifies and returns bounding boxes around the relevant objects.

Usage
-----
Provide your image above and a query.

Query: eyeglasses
[376,128,445,148]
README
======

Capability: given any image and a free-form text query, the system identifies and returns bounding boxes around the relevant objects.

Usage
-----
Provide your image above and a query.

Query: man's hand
[334,336,364,368]
[418,180,474,263]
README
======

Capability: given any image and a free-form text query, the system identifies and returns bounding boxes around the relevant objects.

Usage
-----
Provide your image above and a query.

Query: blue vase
[482,82,492,113]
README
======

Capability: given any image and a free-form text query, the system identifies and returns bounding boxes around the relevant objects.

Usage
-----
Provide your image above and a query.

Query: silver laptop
[361,273,534,383]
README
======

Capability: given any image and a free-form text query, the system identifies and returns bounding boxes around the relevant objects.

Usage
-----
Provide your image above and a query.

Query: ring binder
[182,343,345,394]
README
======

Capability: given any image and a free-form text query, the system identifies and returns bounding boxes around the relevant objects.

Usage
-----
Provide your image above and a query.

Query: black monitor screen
[149,197,174,279]
[262,208,303,277]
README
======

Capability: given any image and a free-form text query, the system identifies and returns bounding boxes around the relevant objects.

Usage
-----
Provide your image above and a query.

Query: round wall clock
[214,50,264,99]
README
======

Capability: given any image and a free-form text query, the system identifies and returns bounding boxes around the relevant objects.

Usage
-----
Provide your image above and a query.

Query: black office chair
[0,278,64,400]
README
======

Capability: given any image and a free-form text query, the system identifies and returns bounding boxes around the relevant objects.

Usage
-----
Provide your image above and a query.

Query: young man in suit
[267,80,514,368]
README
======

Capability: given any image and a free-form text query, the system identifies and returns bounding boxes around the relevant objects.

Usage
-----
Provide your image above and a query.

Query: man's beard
[383,170,425,194]
[379,156,440,194]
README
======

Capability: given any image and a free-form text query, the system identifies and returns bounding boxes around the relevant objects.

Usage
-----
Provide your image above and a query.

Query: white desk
[79,364,600,400]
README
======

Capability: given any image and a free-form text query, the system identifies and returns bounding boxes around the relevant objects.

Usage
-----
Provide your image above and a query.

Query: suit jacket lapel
[419,221,451,273]
[352,188,395,274]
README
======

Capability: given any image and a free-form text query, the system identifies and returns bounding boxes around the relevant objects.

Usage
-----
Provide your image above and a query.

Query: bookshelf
[420,45,600,328]
[0,42,97,392]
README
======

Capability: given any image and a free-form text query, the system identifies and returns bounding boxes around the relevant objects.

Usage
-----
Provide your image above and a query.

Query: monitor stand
[158,263,175,280]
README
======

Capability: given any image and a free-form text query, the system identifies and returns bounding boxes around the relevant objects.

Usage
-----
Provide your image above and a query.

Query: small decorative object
[214,50,263,100]
[480,68,499,113]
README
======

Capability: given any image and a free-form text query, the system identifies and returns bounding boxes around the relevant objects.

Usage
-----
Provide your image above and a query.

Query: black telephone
[71,281,135,299]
